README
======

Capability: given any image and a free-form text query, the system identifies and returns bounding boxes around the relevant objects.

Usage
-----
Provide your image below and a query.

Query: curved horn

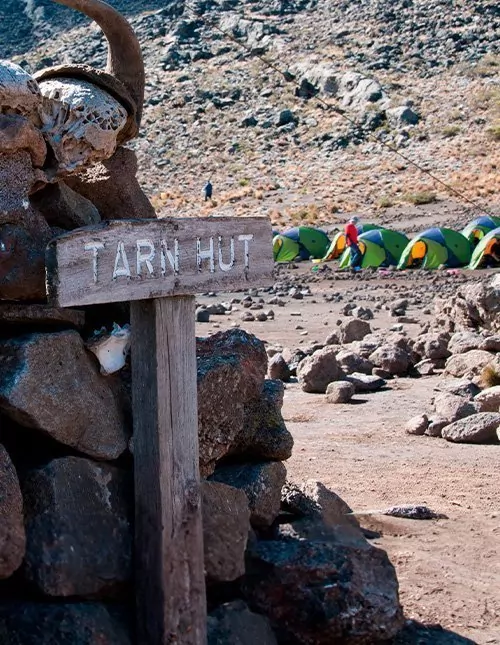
[52,0,145,127]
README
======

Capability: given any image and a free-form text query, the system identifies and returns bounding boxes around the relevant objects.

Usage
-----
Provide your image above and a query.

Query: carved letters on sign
[83,234,255,283]
[46,217,273,307]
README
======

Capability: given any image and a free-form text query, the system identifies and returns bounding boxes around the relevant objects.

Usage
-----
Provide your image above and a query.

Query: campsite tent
[398,228,472,269]
[469,227,500,269]
[339,228,409,269]
[273,226,330,262]
[461,216,500,244]
[321,224,382,262]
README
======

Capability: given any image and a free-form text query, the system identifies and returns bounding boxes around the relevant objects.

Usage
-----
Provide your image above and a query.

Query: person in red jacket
[345,216,362,271]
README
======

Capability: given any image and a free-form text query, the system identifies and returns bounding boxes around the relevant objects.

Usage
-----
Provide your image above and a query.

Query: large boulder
[339,319,371,344]
[244,539,403,644]
[412,332,450,361]
[474,386,500,412]
[444,350,497,380]
[434,379,480,400]
[336,350,373,375]
[210,461,286,529]
[433,281,500,333]
[238,379,293,462]
[0,603,132,644]
[369,345,411,376]
[297,346,344,393]
[65,147,156,221]
[447,331,500,355]
[0,444,25,579]
[433,393,479,424]
[442,413,500,444]
[30,182,101,230]
[0,331,129,460]
[22,457,132,597]
[196,329,268,476]
[202,481,250,584]
[207,601,277,645]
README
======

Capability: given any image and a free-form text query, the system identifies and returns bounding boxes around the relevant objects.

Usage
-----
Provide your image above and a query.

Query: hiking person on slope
[204,180,213,202]
[345,216,362,271]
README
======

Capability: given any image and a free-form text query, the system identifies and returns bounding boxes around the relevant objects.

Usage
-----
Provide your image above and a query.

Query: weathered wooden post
[46,217,273,645]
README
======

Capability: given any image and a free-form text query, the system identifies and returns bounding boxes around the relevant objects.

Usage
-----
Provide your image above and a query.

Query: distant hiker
[204,181,213,201]
[345,216,362,271]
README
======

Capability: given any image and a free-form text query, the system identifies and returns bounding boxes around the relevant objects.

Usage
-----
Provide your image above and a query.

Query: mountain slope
[6,0,500,229]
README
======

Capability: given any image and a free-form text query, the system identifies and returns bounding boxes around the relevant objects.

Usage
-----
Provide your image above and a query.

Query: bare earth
[197,270,500,645]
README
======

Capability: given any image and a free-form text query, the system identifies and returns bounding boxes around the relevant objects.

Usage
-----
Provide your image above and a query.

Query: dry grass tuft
[480,365,500,389]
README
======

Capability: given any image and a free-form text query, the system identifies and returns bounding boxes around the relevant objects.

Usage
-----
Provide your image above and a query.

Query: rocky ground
[5,0,500,228]
[195,266,500,645]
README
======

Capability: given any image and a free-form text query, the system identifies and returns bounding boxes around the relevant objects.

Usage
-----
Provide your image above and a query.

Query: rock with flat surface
[345,372,386,393]
[474,386,500,412]
[444,349,497,380]
[339,318,371,344]
[442,413,500,444]
[202,481,250,583]
[433,393,479,424]
[297,346,343,393]
[0,331,128,460]
[0,603,132,644]
[197,329,268,476]
[326,381,355,404]
[244,538,403,644]
[208,601,277,645]
[0,444,25,579]
[22,457,132,597]
[210,461,286,529]
[426,417,449,437]
[405,414,429,436]
[435,379,480,400]
[369,345,411,376]
[336,350,373,375]
[238,380,293,462]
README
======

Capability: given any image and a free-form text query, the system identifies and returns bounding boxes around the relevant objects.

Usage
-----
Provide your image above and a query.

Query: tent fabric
[462,216,500,243]
[339,228,409,269]
[469,227,500,269]
[279,226,330,260]
[321,224,381,262]
[273,234,300,262]
[398,228,472,269]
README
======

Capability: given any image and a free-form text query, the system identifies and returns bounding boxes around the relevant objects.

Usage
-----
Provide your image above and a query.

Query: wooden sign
[46,217,273,307]
[45,216,274,645]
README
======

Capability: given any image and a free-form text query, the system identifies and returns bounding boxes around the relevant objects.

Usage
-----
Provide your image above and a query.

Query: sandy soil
[197,268,500,645]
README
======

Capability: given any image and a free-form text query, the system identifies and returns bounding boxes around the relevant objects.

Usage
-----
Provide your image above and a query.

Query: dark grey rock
[210,461,286,529]
[0,444,25,579]
[0,331,129,460]
[208,601,277,645]
[22,457,132,597]
[202,481,250,584]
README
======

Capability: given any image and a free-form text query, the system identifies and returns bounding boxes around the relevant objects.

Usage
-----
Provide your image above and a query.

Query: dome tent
[339,228,409,269]
[461,216,500,244]
[273,226,330,262]
[321,223,382,262]
[398,228,472,270]
[469,227,500,269]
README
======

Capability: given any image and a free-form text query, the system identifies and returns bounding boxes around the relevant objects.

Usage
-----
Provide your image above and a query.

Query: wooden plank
[46,217,273,307]
[132,296,206,645]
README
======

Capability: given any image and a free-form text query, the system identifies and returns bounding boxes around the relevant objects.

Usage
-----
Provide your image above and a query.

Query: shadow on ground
[389,620,477,645]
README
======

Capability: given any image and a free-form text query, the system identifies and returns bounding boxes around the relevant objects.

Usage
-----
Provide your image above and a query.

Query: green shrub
[402,191,437,206]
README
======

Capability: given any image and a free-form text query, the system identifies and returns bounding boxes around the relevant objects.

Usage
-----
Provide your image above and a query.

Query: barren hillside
[8,0,500,229]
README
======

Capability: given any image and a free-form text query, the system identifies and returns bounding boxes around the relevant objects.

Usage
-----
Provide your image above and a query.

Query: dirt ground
[197,269,500,645]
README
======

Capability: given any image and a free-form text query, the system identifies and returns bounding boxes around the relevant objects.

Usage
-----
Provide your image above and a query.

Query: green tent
[398,228,472,269]
[339,228,409,268]
[461,216,500,244]
[273,226,330,262]
[469,227,500,269]
[321,224,382,262]
[273,234,300,262]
